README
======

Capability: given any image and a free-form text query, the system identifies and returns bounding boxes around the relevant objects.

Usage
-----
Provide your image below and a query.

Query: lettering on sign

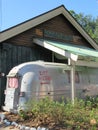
[44,29,73,41]
[39,70,51,85]
[35,28,82,43]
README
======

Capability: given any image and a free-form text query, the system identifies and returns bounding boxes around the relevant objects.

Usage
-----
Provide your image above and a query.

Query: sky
[1,0,98,31]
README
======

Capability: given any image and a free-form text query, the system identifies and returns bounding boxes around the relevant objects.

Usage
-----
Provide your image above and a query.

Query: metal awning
[33,38,98,104]
[33,38,98,61]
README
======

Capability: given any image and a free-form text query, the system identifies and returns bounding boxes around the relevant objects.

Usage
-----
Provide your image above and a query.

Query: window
[8,77,18,88]
[66,70,80,83]
[75,71,80,83]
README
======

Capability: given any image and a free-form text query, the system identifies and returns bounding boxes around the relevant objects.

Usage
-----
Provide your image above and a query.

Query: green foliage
[26,97,66,124]
[19,96,98,129]
[18,109,28,120]
[70,10,98,43]
[94,18,98,43]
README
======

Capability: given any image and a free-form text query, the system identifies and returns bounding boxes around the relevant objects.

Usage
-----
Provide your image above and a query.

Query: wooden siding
[6,15,93,48]
[0,43,52,106]
[0,14,94,106]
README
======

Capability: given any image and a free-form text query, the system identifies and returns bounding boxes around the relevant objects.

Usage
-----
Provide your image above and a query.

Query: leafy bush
[19,96,98,129]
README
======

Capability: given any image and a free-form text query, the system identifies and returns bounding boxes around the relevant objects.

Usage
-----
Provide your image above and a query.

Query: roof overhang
[33,38,98,62]
[33,38,78,61]
[0,6,64,42]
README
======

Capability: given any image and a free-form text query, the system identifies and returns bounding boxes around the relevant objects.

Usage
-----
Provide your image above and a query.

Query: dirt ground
[1,112,67,130]
[0,126,19,130]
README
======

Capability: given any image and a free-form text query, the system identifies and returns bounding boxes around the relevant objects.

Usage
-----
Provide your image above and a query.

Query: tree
[94,17,98,43]
[70,10,97,43]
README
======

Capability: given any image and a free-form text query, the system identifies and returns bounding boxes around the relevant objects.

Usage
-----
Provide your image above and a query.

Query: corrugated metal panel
[34,39,98,58]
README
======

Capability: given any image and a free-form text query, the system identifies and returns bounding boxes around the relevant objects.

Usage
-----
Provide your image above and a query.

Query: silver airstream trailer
[3,61,98,113]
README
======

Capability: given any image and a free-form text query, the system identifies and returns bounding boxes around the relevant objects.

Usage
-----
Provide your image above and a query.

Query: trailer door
[4,77,20,111]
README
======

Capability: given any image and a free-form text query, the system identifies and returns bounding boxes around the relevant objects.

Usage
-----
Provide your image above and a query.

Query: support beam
[68,58,75,104]
[71,63,75,104]
[33,38,78,61]
[52,52,54,62]
[69,59,98,68]
[76,60,98,67]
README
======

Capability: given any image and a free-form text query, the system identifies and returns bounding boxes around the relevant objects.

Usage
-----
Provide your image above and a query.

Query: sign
[44,29,73,41]
[39,70,51,85]
[35,29,81,43]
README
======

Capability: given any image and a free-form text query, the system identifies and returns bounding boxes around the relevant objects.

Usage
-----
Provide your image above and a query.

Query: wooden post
[69,59,75,104]
[68,58,75,104]
[71,65,75,104]
[52,52,54,62]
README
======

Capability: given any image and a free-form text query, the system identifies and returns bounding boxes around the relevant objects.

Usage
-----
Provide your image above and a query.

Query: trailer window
[8,77,18,88]
[66,70,80,83]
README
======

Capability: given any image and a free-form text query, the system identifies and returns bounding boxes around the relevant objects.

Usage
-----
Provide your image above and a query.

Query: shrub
[19,96,98,129]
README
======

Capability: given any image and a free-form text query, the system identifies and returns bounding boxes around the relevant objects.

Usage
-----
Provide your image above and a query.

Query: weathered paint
[2,61,98,113]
